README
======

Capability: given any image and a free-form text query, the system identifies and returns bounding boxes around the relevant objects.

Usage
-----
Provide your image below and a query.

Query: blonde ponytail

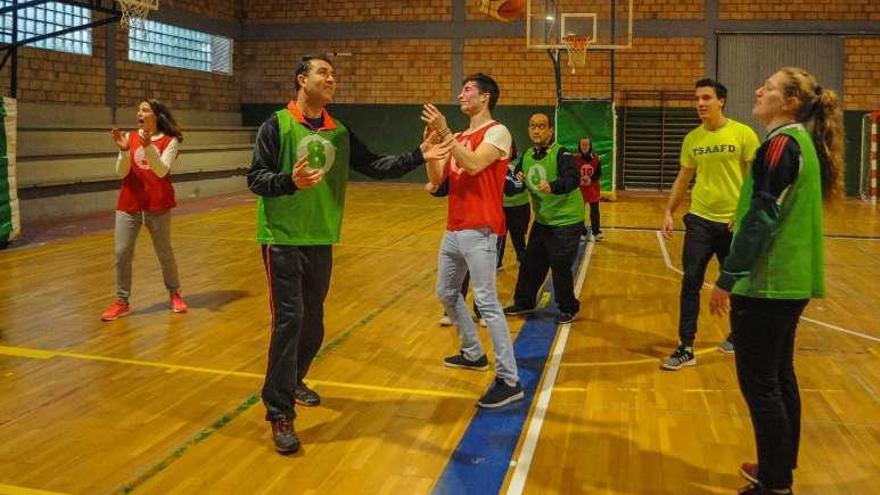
[779,67,844,200]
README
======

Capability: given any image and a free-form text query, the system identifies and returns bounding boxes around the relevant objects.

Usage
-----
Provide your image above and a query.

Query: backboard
[527,0,633,51]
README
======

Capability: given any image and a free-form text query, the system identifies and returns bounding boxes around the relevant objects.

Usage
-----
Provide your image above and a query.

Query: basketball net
[117,0,157,29]
[562,35,592,75]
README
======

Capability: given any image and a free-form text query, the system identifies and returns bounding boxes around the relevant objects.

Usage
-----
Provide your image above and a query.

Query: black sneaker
[270,417,300,454]
[443,352,489,371]
[503,304,534,316]
[477,378,525,408]
[556,311,577,324]
[661,345,696,370]
[294,382,321,407]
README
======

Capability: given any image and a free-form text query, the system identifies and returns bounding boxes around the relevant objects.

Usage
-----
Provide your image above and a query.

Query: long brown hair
[145,98,184,143]
[778,67,843,200]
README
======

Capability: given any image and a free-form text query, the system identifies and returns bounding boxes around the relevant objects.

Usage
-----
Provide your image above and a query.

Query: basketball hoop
[562,35,592,75]
[117,0,159,28]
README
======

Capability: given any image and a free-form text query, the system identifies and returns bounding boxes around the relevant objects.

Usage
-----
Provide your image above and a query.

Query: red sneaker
[170,292,188,313]
[101,300,130,321]
[739,462,759,484]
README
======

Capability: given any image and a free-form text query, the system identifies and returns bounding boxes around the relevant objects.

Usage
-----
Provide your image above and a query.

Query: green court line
[112,267,437,494]
[116,395,260,494]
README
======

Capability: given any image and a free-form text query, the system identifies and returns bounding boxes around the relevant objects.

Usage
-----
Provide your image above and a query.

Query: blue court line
[432,240,586,495]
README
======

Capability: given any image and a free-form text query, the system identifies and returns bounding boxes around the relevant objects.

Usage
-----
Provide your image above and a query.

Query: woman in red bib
[101,99,187,321]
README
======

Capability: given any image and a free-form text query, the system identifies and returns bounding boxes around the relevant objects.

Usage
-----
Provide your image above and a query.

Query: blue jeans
[436,228,518,384]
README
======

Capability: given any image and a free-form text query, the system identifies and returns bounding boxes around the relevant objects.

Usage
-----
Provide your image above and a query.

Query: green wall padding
[555,101,615,191]
[0,97,17,247]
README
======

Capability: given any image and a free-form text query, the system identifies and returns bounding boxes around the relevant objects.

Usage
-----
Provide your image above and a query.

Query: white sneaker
[439,315,452,326]
[594,233,605,241]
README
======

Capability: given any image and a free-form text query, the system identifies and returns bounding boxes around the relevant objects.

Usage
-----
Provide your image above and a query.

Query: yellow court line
[173,232,437,253]
[173,232,253,243]
[0,345,475,400]
[559,347,718,367]
[0,484,70,495]
[307,379,477,400]
[336,243,437,253]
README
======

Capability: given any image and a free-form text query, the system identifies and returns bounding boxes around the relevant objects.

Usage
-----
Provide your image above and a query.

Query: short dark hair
[295,54,334,92]
[462,72,500,110]
[695,78,728,106]
[529,111,554,129]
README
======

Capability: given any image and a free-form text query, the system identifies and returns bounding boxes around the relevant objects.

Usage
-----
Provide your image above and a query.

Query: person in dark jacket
[247,54,449,454]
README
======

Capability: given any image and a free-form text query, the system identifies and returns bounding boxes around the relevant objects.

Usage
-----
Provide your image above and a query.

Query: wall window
[129,20,232,74]
[0,1,92,55]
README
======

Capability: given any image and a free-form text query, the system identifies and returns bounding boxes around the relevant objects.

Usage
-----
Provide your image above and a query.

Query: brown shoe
[270,417,300,454]
[739,462,758,484]
[294,383,321,407]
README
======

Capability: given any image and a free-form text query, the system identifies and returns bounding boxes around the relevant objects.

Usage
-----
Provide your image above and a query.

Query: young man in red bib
[421,73,524,409]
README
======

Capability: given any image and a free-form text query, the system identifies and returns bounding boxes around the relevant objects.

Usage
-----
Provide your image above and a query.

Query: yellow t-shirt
[680,118,760,223]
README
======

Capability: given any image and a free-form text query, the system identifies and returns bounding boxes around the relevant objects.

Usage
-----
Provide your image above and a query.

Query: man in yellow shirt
[661,78,760,371]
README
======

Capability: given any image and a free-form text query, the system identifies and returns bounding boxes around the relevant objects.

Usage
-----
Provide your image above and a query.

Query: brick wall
[467,0,703,21]
[1,35,107,106]
[164,0,239,19]
[113,27,240,111]
[242,0,451,23]
[844,38,880,111]
[3,3,878,114]
[461,36,703,106]
[240,39,451,105]
[612,37,704,96]
[720,0,880,21]
[1,3,240,112]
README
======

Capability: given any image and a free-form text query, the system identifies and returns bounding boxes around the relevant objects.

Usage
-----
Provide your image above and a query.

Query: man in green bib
[504,112,584,324]
[661,78,760,371]
[247,54,446,454]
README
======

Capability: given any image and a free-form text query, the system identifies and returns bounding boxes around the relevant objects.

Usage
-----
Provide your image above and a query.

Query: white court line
[608,224,880,242]
[800,316,880,343]
[506,241,595,495]
[655,230,880,344]
[656,230,677,274]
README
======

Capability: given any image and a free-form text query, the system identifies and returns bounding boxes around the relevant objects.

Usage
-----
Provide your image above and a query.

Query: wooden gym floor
[0,184,878,495]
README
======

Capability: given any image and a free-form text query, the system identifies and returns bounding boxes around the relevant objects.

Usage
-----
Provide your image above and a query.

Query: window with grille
[128,20,232,74]
[0,1,92,55]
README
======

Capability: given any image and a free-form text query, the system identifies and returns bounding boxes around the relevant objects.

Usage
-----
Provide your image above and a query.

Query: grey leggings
[114,209,181,302]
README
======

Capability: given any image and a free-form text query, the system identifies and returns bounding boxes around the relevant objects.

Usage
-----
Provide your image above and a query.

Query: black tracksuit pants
[679,213,733,346]
[732,295,809,490]
[513,222,582,315]
[501,203,531,265]
[260,244,332,421]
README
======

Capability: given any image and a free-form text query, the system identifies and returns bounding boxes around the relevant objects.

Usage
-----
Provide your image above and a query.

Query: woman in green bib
[709,68,844,495]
